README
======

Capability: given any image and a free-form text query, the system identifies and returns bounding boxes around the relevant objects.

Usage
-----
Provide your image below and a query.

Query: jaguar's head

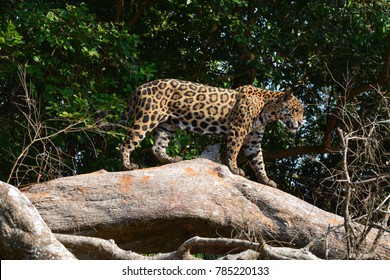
[279,92,304,133]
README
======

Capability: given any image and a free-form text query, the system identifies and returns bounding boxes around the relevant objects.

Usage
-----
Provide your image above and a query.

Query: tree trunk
[16,146,389,260]
[0,181,76,259]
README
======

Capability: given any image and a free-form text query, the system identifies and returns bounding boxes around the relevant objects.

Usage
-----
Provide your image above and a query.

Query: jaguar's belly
[170,117,229,137]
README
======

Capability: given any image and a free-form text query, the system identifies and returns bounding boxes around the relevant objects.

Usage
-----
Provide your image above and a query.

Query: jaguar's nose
[285,120,302,133]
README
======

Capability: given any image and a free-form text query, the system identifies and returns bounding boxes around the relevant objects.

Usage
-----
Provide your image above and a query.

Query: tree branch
[114,0,124,23]
[55,234,148,260]
[0,181,76,259]
[323,37,390,149]
[55,234,320,260]
[129,0,150,26]
[262,144,338,160]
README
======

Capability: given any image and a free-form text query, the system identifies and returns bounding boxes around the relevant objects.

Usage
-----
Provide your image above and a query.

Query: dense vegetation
[1,0,389,215]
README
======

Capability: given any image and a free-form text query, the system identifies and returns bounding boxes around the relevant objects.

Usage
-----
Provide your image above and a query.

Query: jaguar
[119,78,303,187]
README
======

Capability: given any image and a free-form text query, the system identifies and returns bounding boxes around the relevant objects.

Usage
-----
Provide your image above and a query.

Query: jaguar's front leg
[243,129,277,188]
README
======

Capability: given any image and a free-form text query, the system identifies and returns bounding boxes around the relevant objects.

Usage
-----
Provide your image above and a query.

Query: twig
[7,65,93,186]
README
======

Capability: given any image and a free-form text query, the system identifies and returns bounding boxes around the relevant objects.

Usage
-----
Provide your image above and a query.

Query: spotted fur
[120,79,304,187]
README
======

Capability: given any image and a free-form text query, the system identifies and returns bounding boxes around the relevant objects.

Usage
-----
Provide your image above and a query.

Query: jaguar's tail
[94,110,128,131]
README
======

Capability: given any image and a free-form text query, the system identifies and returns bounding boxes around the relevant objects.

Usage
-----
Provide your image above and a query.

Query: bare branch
[7,65,96,187]
[55,234,147,260]
[322,85,390,259]
[323,38,390,151]
[55,234,321,260]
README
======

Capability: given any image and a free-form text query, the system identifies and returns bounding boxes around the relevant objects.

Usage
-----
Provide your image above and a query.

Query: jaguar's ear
[280,91,293,103]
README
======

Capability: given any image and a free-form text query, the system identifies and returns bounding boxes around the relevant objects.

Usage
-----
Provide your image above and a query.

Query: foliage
[0,1,155,183]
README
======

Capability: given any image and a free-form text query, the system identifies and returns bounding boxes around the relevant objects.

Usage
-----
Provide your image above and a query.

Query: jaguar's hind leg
[120,129,145,170]
[152,122,183,163]
[121,118,159,170]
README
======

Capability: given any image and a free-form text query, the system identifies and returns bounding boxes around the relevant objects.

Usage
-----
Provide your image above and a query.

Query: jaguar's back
[124,79,239,137]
